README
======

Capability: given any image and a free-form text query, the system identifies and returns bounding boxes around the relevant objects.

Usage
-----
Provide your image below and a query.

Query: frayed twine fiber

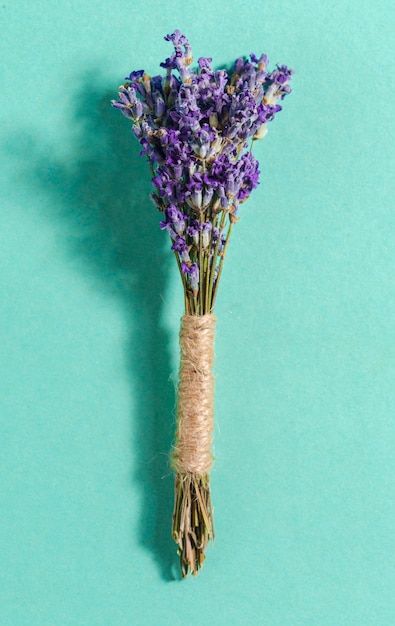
[171,314,216,576]
[172,314,216,475]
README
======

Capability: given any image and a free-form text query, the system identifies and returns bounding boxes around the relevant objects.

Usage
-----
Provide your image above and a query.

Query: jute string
[172,314,216,475]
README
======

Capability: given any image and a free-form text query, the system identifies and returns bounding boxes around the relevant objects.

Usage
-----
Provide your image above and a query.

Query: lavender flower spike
[112,31,293,578]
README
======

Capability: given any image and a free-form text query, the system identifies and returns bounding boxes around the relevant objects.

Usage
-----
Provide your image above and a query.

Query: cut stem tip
[172,472,214,577]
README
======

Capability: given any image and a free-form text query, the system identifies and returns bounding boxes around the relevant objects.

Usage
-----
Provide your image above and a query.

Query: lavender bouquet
[112,30,293,577]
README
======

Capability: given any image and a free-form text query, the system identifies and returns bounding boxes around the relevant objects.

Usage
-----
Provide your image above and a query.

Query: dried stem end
[172,472,214,577]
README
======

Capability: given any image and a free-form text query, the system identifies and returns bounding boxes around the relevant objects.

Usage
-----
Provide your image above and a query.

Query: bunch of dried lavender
[112,30,293,577]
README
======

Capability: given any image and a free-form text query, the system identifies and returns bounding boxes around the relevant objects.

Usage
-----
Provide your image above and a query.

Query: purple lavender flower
[163,30,193,83]
[160,204,188,238]
[187,219,201,247]
[201,222,212,249]
[212,227,227,253]
[189,263,199,294]
[112,31,293,313]
[171,235,191,263]
[166,205,188,233]
[159,220,177,240]
[182,262,199,296]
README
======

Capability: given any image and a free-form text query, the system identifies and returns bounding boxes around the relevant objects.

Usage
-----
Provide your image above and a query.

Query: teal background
[1,1,394,624]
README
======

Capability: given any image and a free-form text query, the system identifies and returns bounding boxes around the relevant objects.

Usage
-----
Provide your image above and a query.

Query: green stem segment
[205,210,227,314]
[211,220,234,310]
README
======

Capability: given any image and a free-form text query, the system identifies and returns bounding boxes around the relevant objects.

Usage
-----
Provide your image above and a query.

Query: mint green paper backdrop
[1,1,394,624]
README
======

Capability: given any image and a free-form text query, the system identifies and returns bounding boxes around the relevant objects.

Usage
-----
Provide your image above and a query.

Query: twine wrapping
[172,313,216,475]
[171,313,216,576]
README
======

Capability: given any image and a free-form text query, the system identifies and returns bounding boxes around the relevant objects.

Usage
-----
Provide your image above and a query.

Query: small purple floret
[112,31,293,267]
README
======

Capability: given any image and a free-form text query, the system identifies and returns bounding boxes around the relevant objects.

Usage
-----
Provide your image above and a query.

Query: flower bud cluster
[112,31,293,300]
